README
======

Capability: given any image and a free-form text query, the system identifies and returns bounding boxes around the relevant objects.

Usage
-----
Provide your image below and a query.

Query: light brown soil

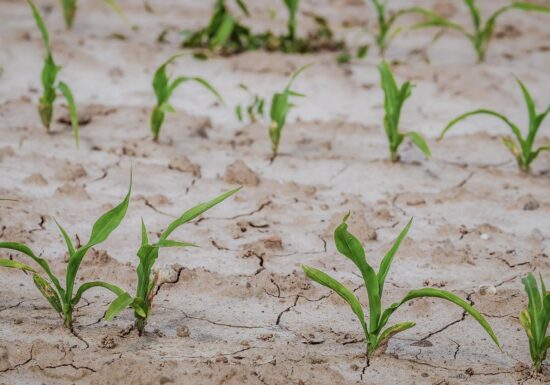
[1,0,549,384]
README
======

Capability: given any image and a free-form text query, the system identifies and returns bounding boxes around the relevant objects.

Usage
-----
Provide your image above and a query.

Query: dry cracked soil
[0,0,549,384]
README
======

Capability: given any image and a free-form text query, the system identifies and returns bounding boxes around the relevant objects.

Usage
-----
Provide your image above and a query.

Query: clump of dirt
[223,160,260,186]
[168,155,201,177]
[54,162,87,181]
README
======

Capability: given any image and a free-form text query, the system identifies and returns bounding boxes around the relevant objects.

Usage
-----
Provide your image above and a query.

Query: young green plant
[369,0,448,55]
[284,0,299,41]
[181,0,253,54]
[29,0,80,146]
[378,61,430,162]
[269,63,311,161]
[182,0,343,55]
[150,54,223,141]
[0,176,132,329]
[520,273,550,373]
[59,0,127,29]
[235,83,265,123]
[302,213,500,359]
[439,79,549,173]
[105,187,241,335]
[414,1,550,62]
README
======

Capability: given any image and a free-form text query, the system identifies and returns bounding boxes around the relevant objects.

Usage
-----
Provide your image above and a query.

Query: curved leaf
[302,265,368,338]
[378,288,500,349]
[55,220,75,258]
[66,175,132,300]
[105,292,134,321]
[155,239,199,248]
[0,258,36,273]
[0,242,64,296]
[377,321,416,349]
[33,274,63,314]
[27,0,51,54]
[169,77,223,105]
[405,131,431,157]
[72,281,126,306]
[334,213,381,332]
[160,187,241,241]
[439,109,523,146]
[378,219,412,293]
[58,81,79,147]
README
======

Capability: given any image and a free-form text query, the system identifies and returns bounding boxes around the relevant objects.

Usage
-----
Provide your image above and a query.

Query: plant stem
[390,150,399,163]
[64,312,73,329]
[136,318,146,336]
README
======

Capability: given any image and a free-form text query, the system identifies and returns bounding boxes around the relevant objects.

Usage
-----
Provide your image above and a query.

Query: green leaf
[236,105,243,121]
[378,288,500,349]
[516,78,536,131]
[60,0,77,29]
[105,292,134,321]
[65,175,132,300]
[405,131,431,157]
[160,187,241,241]
[72,281,126,306]
[334,213,381,332]
[0,258,36,273]
[523,273,542,343]
[464,0,481,31]
[85,177,132,248]
[510,3,550,13]
[156,239,199,248]
[519,309,531,334]
[302,265,368,338]
[130,297,148,318]
[378,219,412,293]
[55,220,75,258]
[235,0,250,16]
[103,0,129,25]
[27,0,51,54]
[357,45,369,59]
[33,274,63,314]
[140,218,149,247]
[211,13,235,49]
[285,63,313,91]
[439,109,524,147]
[0,242,64,296]
[57,82,79,147]
[169,77,224,105]
[377,321,416,348]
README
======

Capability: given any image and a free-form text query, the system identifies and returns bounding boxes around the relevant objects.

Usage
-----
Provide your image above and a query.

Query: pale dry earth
[0,0,550,384]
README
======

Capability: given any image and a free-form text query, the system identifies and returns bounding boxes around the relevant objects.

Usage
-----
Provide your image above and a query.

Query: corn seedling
[60,0,127,29]
[439,79,549,173]
[150,54,223,141]
[370,0,447,55]
[269,64,311,161]
[181,0,254,54]
[414,1,550,62]
[235,84,265,123]
[336,45,369,64]
[104,188,241,335]
[0,177,132,329]
[182,0,343,55]
[520,273,550,373]
[28,0,80,146]
[284,0,298,41]
[277,3,343,53]
[302,213,500,359]
[378,62,430,162]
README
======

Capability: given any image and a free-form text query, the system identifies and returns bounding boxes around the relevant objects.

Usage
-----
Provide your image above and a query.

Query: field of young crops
[0,0,549,384]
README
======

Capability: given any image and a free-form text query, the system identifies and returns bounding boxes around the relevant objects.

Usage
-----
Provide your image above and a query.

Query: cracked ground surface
[1,0,550,384]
